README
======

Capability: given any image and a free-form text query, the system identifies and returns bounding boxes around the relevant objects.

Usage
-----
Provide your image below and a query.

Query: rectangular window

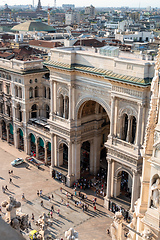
[6,85,10,94]
[0,83,2,92]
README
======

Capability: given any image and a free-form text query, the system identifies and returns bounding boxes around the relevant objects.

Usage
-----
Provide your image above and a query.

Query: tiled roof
[44,60,151,86]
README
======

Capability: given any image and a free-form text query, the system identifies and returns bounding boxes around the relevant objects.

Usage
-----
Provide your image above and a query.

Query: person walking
[22,193,25,200]
[31,213,34,221]
[40,190,42,196]
[37,190,39,197]
[50,211,53,218]
[51,205,54,211]
[60,187,62,193]
[5,185,8,191]
[57,209,60,216]
[48,196,51,202]
[9,178,12,184]
[2,186,5,193]
[41,200,43,207]
[51,194,54,200]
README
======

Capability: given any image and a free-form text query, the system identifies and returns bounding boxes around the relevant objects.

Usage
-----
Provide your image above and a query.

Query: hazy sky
[3,0,160,8]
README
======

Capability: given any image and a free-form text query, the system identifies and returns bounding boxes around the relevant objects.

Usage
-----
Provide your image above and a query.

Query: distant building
[85,5,95,16]
[62,4,75,10]
[65,9,80,25]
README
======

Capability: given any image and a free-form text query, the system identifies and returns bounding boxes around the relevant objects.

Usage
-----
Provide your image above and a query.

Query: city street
[0,139,113,239]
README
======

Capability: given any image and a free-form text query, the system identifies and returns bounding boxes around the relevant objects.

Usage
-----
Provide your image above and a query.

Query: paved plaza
[0,139,113,239]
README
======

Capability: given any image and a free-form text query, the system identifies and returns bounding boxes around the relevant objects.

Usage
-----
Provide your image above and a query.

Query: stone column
[0,123,2,138]
[45,143,48,165]
[27,136,31,155]
[114,98,118,136]
[68,141,72,176]
[50,134,54,172]
[50,81,53,120]
[64,96,66,119]
[53,82,57,114]
[14,127,18,149]
[36,139,39,159]
[110,96,115,137]
[136,103,143,146]
[131,171,137,212]
[54,135,58,166]
[74,141,81,180]
[69,85,72,120]
[126,115,131,142]
[106,159,112,198]
[90,140,94,174]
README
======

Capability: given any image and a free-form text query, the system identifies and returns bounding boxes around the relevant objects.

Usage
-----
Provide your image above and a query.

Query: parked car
[11,158,24,166]
[25,157,41,168]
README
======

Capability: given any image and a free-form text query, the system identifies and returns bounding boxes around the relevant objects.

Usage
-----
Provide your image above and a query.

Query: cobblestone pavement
[0,139,113,240]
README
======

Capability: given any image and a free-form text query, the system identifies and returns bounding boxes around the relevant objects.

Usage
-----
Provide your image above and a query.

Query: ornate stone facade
[0,46,156,213]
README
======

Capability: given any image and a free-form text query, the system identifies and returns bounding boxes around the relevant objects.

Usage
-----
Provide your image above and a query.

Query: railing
[112,137,139,151]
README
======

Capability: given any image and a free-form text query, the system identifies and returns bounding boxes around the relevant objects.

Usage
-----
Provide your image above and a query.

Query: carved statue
[35,212,52,240]
[1,196,29,231]
[151,178,160,208]
[65,228,78,240]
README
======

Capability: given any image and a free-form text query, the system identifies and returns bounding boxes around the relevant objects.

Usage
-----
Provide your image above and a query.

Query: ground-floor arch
[9,123,14,145]
[17,128,24,151]
[59,142,68,168]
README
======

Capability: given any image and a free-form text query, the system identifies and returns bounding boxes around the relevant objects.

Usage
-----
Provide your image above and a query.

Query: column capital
[107,158,112,164]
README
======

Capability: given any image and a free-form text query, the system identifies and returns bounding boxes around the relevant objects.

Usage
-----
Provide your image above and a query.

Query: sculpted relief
[150,178,160,208]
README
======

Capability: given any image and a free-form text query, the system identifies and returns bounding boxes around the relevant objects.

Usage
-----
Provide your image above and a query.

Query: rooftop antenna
[54,0,56,9]
[33,0,34,7]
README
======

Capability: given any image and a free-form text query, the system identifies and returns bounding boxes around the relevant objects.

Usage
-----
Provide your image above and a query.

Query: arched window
[44,86,46,98]
[35,86,38,98]
[131,116,136,144]
[29,87,33,99]
[17,104,22,122]
[48,88,50,99]
[15,86,18,97]
[122,114,128,141]
[19,87,22,98]
[46,105,50,119]
[31,104,38,118]
[59,94,64,117]
[65,96,69,119]
[7,105,10,117]
[0,103,3,114]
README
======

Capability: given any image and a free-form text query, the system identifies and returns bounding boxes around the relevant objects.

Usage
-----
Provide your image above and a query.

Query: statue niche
[150,177,160,208]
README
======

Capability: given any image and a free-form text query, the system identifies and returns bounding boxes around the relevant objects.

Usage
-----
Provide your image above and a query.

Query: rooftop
[44,60,151,86]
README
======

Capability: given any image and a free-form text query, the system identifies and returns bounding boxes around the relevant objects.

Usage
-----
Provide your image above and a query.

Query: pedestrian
[94,205,96,211]
[51,194,54,200]
[74,189,77,196]
[31,213,34,221]
[10,170,13,174]
[66,191,68,198]
[8,170,10,174]
[22,193,25,200]
[94,197,97,203]
[61,198,63,205]
[48,196,51,202]
[75,200,77,207]
[50,211,53,218]
[9,178,12,184]
[5,185,8,191]
[2,186,5,193]
[41,200,43,207]
[48,212,50,218]
[107,229,110,234]
[85,194,87,199]
[51,205,54,211]
[57,209,60,216]
[60,187,62,193]
[28,220,31,229]
[37,190,39,197]
[66,201,69,208]
[71,194,73,200]
[40,190,42,196]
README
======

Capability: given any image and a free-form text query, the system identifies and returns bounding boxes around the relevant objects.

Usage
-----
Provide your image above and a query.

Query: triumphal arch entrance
[45,46,154,211]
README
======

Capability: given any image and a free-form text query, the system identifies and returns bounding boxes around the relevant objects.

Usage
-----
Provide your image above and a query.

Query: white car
[11,158,24,166]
